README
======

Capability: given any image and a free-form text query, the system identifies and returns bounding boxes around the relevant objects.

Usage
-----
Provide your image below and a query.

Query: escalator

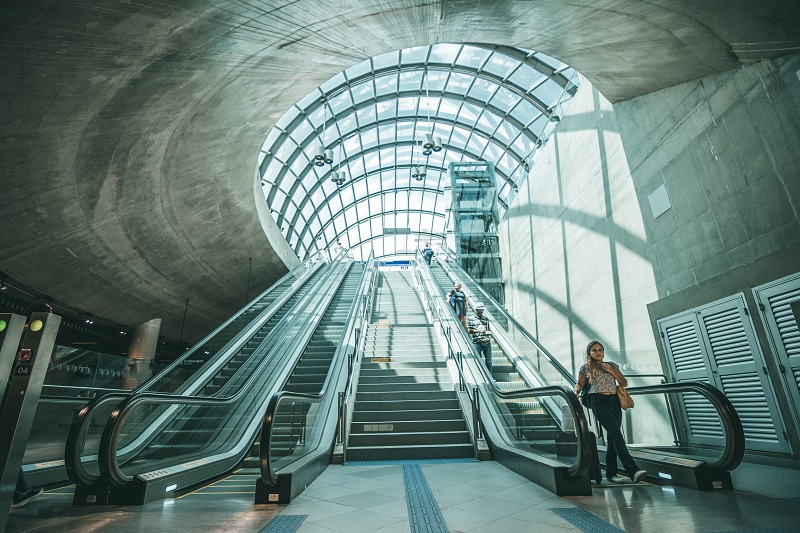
[417,251,745,494]
[64,256,337,502]
[64,254,373,505]
[428,259,564,464]
[256,254,378,503]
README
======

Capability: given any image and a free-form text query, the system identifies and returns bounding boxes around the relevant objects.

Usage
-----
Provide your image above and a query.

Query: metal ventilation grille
[682,383,723,438]
[702,303,782,449]
[703,307,755,367]
[665,321,706,373]
[660,293,791,453]
[719,372,779,444]
[769,288,800,360]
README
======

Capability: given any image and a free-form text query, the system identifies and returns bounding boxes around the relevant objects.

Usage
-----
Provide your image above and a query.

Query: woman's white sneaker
[632,470,648,483]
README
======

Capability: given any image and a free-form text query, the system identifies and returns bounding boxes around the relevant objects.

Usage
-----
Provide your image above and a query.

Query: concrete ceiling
[1,0,798,342]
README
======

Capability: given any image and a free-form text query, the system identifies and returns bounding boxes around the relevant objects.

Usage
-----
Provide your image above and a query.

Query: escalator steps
[258,514,308,533]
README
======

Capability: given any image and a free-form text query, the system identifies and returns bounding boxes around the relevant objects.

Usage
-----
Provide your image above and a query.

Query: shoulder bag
[617,385,634,410]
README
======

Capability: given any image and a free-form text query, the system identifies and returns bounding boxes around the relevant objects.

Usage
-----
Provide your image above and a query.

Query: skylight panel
[374,73,398,97]
[455,45,491,69]
[400,46,427,65]
[372,50,399,71]
[346,58,372,80]
[482,52,518,79]
[428,43,461,65]
[259,43,580,260]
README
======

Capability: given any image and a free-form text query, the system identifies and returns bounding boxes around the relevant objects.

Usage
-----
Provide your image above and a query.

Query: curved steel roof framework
[258,43,581,262]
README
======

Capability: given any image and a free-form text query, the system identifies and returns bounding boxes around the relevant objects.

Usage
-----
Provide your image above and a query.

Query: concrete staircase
[347,271,473,460]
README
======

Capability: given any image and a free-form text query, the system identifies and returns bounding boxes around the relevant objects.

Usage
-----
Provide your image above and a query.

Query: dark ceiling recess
[0,275,188,362]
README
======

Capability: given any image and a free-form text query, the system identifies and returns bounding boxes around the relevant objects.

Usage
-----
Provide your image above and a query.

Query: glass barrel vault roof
[258,43,580,262]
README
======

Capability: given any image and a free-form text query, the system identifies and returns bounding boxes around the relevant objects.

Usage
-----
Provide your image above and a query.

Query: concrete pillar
[124,318,161,388]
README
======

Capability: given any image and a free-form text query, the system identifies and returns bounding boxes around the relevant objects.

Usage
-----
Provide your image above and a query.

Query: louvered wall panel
[666,321,706,374]
[661,293,791,453]
[703,308,754,367]
[719,373,779,444]
[755,275,800,447]
[660,315,721,446]
[771,289,800,407]
[769,288,800,359]
[700,298,788,452]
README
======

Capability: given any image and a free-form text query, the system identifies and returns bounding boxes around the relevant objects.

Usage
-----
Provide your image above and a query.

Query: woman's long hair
[584,340,605,383]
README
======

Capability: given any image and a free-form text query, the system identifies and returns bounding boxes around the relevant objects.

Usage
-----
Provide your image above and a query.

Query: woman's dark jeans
[590,393,640,479]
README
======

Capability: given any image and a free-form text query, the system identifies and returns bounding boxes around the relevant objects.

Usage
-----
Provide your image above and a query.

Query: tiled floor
[6,460,800,533]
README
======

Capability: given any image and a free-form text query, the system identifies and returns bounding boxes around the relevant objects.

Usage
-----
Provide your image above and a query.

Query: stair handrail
[97,256,353,488]
[337,255,378,460]
[259,252,377,485]
[413,254,484,459]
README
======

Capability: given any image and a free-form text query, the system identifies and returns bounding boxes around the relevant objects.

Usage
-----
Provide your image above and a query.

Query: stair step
[350,419,467,434]
[354,398,461,411]
[346,443,473,461]
[348,430,471,447]
[355,390,455,401]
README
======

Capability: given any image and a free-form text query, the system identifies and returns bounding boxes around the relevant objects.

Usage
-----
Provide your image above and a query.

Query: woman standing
[575,340,647,483]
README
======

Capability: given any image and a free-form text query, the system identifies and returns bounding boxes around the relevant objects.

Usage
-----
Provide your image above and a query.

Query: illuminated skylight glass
[258,44,581,262]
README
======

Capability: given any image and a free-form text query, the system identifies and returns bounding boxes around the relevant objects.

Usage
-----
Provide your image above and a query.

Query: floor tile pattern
[6,460,800,533]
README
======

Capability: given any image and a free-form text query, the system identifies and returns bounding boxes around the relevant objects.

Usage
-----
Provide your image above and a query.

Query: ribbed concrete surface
[1,2,797,339]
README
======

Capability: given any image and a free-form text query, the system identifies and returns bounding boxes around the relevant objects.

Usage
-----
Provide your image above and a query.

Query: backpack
[424,247,433,259]
[580,376,591,408]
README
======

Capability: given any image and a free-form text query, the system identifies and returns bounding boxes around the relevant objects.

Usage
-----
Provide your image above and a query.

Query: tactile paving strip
[403,464,449,533]
[348,459,474,466]
[549,508,624,533]
[258,514,308,533]
[707,530,800,533]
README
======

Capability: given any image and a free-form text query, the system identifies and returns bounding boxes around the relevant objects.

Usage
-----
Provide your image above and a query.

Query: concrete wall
[499,53,800,445]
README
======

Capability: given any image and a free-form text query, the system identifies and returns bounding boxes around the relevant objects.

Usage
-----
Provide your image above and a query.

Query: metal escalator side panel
[144,261,325,396]
[260,255,377,490]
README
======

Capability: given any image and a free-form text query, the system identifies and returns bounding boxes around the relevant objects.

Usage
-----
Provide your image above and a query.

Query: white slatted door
[696,296,790,453]
[659,314,722,446]
[754,273,800,436]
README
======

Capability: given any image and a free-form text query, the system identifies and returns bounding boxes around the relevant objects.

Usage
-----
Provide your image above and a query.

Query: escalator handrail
[625,381,745,471]
[436,250,576,385]
[98,255,353,487]
[259,252,377,485]
[415,252,593,477]
[132,259,321,395]
[65,392,131,485]
[435,253,745,471]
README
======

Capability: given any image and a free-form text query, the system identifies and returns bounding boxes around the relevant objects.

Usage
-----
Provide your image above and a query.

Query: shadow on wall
[499,82,660,383]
